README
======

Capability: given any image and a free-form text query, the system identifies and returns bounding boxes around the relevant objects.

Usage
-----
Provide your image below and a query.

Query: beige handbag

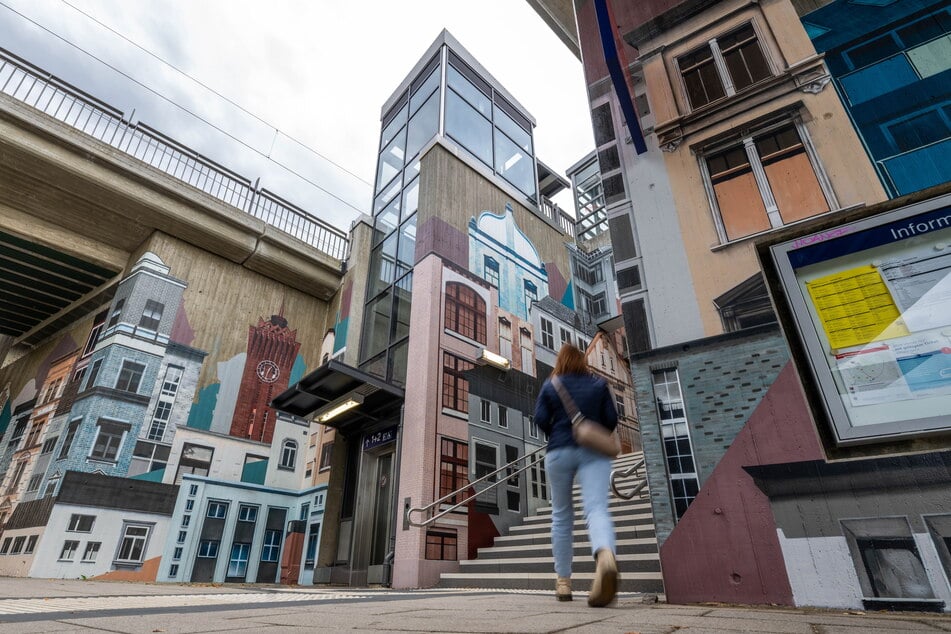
[551,377,620,458]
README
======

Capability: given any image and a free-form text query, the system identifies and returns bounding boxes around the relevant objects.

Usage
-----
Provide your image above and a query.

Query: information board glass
[770,194,951,444]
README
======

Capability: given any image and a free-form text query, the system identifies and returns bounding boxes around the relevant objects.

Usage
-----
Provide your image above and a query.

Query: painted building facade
[531,0,951,612]
[271,30,645,591]
[0,44,351,585]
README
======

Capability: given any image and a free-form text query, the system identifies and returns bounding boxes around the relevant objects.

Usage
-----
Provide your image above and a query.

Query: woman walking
[533,343,619,607]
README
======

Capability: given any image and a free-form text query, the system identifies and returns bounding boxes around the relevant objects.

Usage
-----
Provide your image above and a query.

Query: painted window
[580,289,608,318]
[138,300,164,331]
[261,529,281,562]
[523,280,538,313]
[89,420,129,462]
[238,505,258,523]
[7,460,27,491]
[40,436,57,455]
[106,298,124,329]
[425,529,457,560]
[82,311,106,357]
[504,445,519,485]
[82,542,100,562]
[499,317,512,360]
[207,501,228,519]
[176,443,214,484]
[480,399,490,424]
[530,458,548,502]
[67,514,95,532]
[445,283,486,344]
[559,327,571,347]
[651,368,700,521]
[148,366,183,441]
[227,543,251,578]
[679,23,770,110]
[84,359,103,390]
[197,540,219,558]
[9,536,24,554]
[319,442,333,471]
[59,540,79,561]
[439,438,468,503]
[305,522,320,566]
[540,318,554,349]
[842,517,936,601]
[441,352,475,413]
[704,122,830,243]
[116,524,150,564]
[129,441,171,477]
[115,361,146,393]
[483,256,500,287]
[473,441,498,482]
[279,440,297,470]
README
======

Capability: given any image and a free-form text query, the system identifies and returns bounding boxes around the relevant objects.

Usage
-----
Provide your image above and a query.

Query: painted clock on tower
[229,310,301,444]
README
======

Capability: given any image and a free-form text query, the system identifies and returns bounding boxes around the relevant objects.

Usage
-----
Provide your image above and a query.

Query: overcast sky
[0,0,594,231]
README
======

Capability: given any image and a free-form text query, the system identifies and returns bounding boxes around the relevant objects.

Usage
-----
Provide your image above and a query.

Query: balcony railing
[539,194,575,237]
[0,47,349,261]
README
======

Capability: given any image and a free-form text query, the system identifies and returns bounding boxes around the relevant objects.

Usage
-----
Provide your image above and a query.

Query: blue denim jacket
[534,373,618,451]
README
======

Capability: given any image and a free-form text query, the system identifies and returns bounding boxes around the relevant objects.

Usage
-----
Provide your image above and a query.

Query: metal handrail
[405,446,546,528]
[611,458,647,500]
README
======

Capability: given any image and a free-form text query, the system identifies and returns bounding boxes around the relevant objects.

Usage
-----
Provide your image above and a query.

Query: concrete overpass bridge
[0,48,349,366]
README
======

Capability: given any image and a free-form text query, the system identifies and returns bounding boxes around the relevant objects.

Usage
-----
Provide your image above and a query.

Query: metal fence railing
[0,47,349,261]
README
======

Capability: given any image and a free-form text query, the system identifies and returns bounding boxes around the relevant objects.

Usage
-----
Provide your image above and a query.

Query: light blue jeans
[545,446,615,578]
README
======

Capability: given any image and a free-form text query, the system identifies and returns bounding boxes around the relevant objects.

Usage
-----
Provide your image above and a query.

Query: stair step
[438,571,665,594]
[460,553,661,574]
[494,525,656,547]
[530,499,652,517]
[479,537,659,558]
[507,512,653,533]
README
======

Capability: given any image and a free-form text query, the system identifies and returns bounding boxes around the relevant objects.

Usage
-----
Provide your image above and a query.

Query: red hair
[552,343,589,376]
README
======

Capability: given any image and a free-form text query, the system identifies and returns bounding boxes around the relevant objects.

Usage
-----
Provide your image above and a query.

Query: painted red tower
[229,309,301,444]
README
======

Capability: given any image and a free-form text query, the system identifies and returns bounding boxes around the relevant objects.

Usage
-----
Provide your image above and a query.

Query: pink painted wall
[659,363,824,604]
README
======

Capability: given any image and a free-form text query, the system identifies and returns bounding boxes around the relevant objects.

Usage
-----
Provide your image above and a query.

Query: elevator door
[369,451,394,566]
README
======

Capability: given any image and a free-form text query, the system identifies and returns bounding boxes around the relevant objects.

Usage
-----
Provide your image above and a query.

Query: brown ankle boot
[588,549,618,607]
[555,576,572,601]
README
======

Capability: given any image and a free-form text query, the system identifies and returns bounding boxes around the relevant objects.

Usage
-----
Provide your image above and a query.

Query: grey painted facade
[632,325,789,544]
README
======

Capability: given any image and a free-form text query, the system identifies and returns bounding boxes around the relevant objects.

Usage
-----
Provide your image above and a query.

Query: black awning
[270,360,404,434]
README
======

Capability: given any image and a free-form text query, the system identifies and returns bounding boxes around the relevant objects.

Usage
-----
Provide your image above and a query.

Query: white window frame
[88,418,129,463]
[114,522,152,565]
[699,117,838,246]
[279,439,298,470]
[59,540,79,561]
[673,19,776,113]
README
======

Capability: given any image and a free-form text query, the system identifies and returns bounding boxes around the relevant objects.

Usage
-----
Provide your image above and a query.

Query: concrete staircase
[439,452,663,594]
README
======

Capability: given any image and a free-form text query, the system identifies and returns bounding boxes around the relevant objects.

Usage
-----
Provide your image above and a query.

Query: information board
[770,193,951,445]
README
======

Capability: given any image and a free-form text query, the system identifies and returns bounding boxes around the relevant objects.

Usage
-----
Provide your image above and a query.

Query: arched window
[444,283,486,344]
[279,440,297,470]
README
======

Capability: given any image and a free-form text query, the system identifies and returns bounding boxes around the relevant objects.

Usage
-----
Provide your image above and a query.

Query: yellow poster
[805,265,910,350]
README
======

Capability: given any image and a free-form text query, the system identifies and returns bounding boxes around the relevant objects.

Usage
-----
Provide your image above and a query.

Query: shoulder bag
[551,377,620,458]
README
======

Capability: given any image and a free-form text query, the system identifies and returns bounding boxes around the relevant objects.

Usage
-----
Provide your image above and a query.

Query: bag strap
[551,376,581,419]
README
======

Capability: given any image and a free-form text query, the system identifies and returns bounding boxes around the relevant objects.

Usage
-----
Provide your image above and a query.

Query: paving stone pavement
[0,578,949,633]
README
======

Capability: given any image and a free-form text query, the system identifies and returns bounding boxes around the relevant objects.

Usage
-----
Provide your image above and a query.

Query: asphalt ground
[0,578,949,633]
